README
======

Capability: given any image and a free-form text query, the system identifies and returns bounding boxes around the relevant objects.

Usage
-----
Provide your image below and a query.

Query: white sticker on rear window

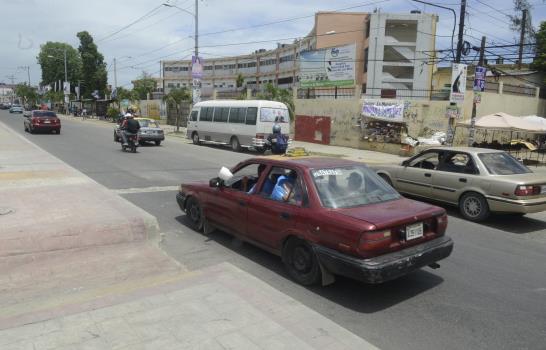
[313,169,343,177]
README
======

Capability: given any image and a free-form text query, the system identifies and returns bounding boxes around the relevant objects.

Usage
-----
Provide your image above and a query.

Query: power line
[97,4,164,43]
[114,0,389,64]
[473,0,511,18]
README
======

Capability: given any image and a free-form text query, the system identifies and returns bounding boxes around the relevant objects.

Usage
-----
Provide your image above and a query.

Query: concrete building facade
[160,11,437,99]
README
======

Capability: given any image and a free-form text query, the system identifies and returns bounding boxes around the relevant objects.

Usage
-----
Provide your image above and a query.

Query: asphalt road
[2,111,546,350]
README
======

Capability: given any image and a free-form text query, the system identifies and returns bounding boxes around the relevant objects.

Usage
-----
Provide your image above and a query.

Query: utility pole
[113,58,118,89]
[6,75,15,104]
[518,9,527,70]
[195,0,198,59]
[468,36,486,147]
[455,0,466,63]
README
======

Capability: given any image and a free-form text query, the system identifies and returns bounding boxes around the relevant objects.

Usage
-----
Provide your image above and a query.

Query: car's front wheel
[231,136,241,152]
[185,197,204,231]
[282,238,322,286]
[460,192,490,222]
[155,140,161,146]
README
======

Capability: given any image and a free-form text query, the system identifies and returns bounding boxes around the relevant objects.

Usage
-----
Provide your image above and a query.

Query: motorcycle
[121,132,139,153]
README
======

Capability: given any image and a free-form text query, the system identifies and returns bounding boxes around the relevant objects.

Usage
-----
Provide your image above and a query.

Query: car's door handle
[424,173,432,177]
[459,178,467,183]
[238,200,246,207]
[280,212,290,220]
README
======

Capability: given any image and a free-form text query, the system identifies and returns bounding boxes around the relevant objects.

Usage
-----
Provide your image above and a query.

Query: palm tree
[162,88,191,132]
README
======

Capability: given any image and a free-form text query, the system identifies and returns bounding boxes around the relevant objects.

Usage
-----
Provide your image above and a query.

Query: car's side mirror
[209,177,223,188]
[402,160,409,167]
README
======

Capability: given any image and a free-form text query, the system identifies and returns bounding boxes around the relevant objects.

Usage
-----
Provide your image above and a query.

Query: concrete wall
[295,90,546,153]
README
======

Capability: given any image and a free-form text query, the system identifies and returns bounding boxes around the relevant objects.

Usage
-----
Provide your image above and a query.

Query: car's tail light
[435,212,448,235]
[515,185,540,196]
[255,133,265,139]
[32,117,39,124]
[357,229,391,255]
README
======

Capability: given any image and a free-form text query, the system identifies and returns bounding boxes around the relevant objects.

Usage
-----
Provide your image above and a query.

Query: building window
[365,20,370,38]
[214,65,222,70]
[247,62,257,68]
[204,65,213,70]
[362,84,367,94]
[280,55,294,63]
[277,77,293,84]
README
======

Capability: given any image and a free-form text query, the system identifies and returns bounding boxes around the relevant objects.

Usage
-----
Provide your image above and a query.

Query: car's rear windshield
[311,165,400,208]
[34,111,57,117]
[138,120,159,128]
[478,152,532,175]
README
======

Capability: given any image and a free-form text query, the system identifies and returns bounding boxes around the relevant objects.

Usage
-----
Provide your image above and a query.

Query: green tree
[162,88,190,132]
[37,42,82,87]
[256,83,295,121]
[115,86,139,102]
[44,90,64,104]
[15,84,38,107]
[236,73,244,88]
[133,71,157,100]
[531,21,546,80]
[509,0,537,54]
[77,31,107,98]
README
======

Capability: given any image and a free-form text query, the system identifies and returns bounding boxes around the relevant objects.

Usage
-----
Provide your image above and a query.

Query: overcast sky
[0,0,544,88]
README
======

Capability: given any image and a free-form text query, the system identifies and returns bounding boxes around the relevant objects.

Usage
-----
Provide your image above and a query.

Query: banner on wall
[362,100,405,123]
[299,44,355,88]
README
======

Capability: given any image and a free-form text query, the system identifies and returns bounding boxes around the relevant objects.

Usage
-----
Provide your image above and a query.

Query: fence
[297,87,356,99]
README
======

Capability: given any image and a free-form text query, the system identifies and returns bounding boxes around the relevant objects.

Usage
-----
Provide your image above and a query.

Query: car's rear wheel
[192,132,200,145]
[460,192,490,222]
[185,197,204,232]
[231,136,241,152]
[155,140,161,146]
[282,238,322,286]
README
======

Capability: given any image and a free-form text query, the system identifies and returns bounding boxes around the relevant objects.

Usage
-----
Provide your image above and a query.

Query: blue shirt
[271,175,295,201]
[249,178,274,194]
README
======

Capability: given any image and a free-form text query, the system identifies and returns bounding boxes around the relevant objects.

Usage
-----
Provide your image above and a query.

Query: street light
[47,48,70,110]
[163,1,199,102]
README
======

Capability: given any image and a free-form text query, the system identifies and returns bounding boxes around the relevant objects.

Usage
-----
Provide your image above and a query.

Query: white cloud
[0,0,542,87]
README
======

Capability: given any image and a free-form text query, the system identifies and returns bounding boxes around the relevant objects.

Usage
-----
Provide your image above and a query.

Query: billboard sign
[300,44,355,88]
[362,100,405,123]
[449,63,467,103]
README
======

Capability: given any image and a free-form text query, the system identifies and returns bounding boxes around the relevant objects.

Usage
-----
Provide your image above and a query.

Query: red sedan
[24,110,61,134]
[177,157,453,286]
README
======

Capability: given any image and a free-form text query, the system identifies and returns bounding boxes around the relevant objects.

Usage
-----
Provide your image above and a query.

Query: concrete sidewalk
[0,120,378,349]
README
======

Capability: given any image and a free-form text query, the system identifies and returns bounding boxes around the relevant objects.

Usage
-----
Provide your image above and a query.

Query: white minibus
[186,100,290,152]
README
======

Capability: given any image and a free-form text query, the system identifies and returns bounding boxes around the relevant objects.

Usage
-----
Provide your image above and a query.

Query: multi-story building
[0,83,15,104]
[160,10,438,99]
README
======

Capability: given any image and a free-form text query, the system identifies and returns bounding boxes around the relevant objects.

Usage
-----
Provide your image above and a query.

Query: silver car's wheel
[460,192,489,222]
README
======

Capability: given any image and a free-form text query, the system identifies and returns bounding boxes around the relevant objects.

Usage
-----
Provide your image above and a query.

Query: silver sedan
[373,147,546,221]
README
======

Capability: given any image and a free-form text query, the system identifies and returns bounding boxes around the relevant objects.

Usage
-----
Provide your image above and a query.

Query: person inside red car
[271,170,296,201]
[248,164,274,194]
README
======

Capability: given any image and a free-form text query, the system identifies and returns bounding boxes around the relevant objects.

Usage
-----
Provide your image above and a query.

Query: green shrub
[107,106,120,122]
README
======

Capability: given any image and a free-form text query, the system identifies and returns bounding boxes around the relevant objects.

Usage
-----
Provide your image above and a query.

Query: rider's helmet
[272,124,281,134]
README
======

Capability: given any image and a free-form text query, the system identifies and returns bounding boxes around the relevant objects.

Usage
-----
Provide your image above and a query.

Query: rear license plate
[406,222,423,241]
[44,120,51,124]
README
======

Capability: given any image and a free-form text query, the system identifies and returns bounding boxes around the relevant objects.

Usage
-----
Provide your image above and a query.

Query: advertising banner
[192,56,203,79]
[449,63,467,103]
[362,100,405,123]
[300,44,355,88]
[473,66,486,92]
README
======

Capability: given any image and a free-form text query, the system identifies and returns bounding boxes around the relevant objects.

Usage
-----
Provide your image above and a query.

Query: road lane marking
[113,186,179,194]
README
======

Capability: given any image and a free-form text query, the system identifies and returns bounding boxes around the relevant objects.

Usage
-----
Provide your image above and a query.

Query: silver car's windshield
[311,165,400,208]
[478,152,532,175]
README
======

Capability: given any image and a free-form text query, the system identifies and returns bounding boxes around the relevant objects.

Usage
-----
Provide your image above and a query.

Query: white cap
[124,113,132,117]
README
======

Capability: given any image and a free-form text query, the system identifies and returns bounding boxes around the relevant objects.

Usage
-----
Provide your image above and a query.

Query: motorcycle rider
[120,112,140,146]
[266,121,288,154]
